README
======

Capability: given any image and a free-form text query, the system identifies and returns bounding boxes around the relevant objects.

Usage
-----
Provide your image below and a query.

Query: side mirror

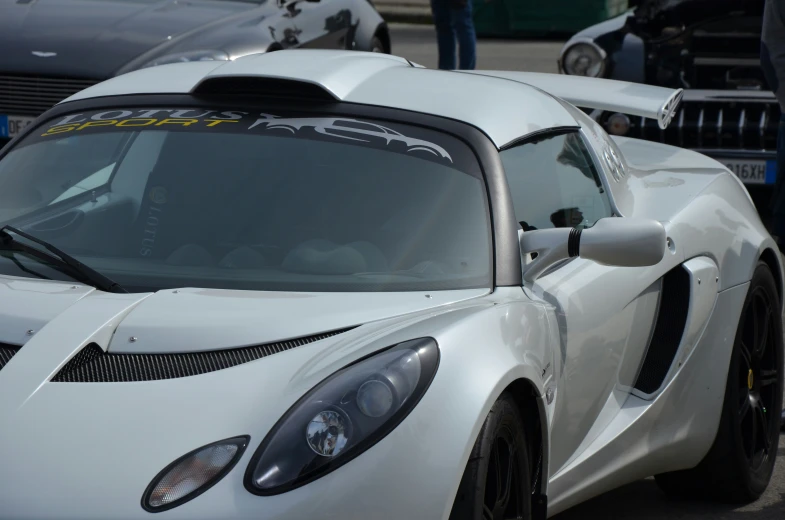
[520,217,666,283]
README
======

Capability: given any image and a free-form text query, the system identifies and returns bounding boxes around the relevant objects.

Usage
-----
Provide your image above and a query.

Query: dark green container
[473,0,630,38]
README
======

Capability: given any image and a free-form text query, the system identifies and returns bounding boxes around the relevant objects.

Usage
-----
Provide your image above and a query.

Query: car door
[500,130,673,475]
[283,0,356,49]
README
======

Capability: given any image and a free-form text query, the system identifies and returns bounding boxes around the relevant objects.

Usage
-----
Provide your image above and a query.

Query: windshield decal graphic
[248,115,453,163]
[38,109,454,164]
[42,109,248,136]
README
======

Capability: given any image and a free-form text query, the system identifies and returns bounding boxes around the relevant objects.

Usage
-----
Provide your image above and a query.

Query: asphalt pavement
[388,22,785,520]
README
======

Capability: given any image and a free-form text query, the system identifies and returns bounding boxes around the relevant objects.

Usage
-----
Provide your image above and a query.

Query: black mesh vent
[52,327,354,383]
[634,266,691,394]
[192,77,337,103]
[0,343,21,371]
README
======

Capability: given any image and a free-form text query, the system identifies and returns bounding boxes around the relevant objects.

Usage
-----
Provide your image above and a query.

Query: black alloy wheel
[450,392,531,520]
[736,285,781,471]
[482,425,525,519]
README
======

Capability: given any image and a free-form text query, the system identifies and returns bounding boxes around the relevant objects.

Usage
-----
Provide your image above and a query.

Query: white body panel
[1,50,781,520]
[108,288,489,353]
[0,286,553,520]
[547,283,745,515]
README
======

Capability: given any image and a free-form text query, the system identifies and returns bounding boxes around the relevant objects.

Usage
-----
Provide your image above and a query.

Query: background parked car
[0,0,390,148]
[558,0,778,220]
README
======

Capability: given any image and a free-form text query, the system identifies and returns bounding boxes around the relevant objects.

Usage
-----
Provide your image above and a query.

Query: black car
[558,0,778,217]
[0,0,390,147]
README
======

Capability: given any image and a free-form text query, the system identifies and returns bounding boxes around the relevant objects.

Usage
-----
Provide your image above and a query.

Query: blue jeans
[430,0,476,70]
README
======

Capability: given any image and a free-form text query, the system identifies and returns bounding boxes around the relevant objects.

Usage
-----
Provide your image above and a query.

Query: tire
[655,261,784,503]
[449,392,532,520]
[370,35,385,53]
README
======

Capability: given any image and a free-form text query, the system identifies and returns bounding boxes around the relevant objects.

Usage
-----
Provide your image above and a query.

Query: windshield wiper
[0,225,126,293]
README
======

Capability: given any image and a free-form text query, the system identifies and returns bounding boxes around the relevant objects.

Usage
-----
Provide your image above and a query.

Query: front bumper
[0,361,460,520]
[0,296,468,520]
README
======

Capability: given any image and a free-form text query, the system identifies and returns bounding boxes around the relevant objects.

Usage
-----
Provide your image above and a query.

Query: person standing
[430,0,477,70]
[761,0,785,250]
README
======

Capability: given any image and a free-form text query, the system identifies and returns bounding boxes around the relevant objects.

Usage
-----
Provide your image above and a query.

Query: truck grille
[602,96,781,152]
[0,75,100,116]
[687,16,767,90]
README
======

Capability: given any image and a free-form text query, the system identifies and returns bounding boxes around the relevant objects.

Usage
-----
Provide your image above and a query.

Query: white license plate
[722,159,777,185]
[0,114,36,139]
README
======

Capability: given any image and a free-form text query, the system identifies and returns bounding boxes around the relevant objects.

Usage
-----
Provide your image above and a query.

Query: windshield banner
[20,108,480,176]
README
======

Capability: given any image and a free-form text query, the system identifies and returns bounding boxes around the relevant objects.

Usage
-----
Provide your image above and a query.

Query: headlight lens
[142,436,249,513]
[561,41,607,77]
[244,337,439,495]
[141,49,230,69]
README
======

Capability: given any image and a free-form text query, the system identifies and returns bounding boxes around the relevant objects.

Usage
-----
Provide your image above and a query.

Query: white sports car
[0,50,782,520]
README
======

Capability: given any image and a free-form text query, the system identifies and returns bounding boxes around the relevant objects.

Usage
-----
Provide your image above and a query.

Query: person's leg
[431,0,457,70]
[451,0,477,70]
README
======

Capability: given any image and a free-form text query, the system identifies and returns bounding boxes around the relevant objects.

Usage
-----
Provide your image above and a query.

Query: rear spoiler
[460,71,684,130]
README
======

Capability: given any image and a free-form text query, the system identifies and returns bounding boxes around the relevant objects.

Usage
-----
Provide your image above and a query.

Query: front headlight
[142,436,249,513]
[560,40,607,77]
[244,337,440,495]
[140,49,230,69]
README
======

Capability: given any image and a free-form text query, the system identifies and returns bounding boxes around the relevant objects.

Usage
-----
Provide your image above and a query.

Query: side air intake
[52,327,355,383]
[191,77,338,102]
[633,266,691,394]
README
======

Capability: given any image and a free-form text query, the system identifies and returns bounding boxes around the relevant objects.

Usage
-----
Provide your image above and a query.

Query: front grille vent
[0,75,100,116]
[52,327,355,383]
[0,342,21,371]
[601,98,781,152]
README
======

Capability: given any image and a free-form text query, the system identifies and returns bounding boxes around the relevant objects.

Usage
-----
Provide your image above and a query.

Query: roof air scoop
[192,76,338,102]
[191,49,413,101]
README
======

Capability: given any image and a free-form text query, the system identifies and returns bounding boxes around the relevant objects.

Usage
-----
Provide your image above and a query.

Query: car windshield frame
[0,98,498,294]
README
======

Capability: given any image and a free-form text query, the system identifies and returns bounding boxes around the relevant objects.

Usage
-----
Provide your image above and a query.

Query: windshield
[0,107,491,293]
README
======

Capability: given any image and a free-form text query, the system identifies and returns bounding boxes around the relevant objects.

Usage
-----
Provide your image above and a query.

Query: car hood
[0,0,265,78]
[0,277,489,515]
[0,277,488,352]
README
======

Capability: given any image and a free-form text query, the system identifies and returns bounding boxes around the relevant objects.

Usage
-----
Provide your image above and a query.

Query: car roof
[61,50,580,149]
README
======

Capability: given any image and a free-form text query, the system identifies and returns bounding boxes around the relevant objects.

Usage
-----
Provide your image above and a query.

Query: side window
[500,131,612,231]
